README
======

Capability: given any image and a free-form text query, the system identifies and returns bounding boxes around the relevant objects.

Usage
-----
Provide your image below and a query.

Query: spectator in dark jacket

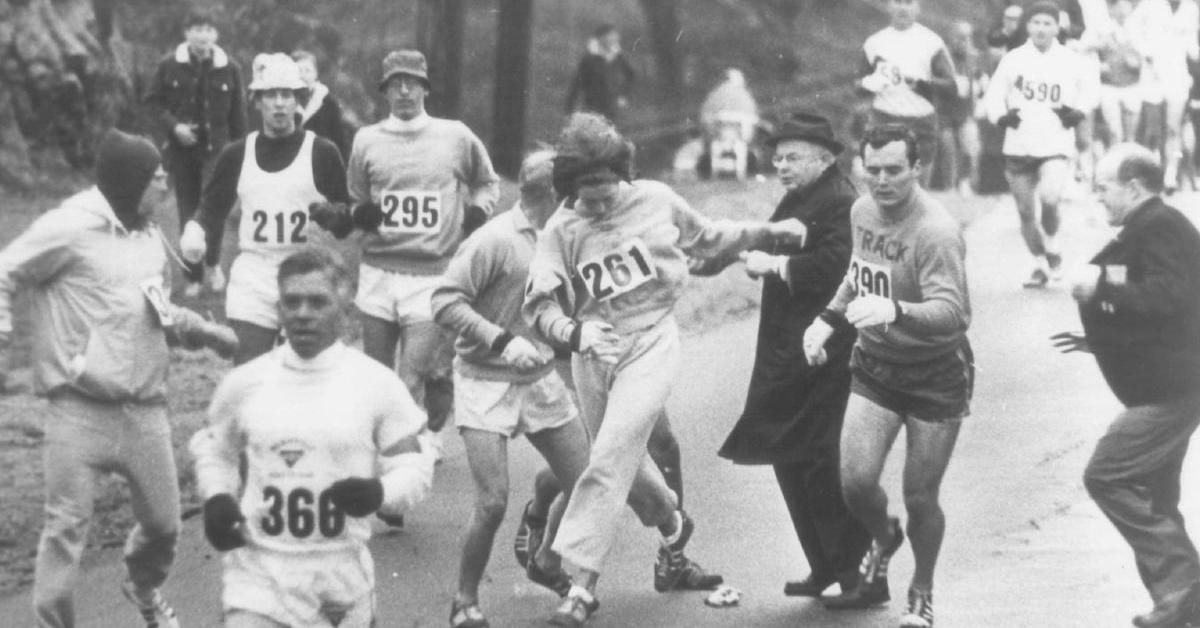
[292,50,350,158]
[1055,143,1200,628]
[717,113,870,598]
[564,24,636,123]
[144,8,246,295]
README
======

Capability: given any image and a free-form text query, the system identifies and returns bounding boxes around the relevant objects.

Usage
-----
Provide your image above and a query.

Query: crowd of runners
[4,1,1200,627]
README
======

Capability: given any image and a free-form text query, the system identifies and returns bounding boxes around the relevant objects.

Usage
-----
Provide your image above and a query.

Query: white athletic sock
[661,510,684,546]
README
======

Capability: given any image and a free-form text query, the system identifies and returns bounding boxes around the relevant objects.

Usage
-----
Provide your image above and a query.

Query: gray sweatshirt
[827,188,970,363]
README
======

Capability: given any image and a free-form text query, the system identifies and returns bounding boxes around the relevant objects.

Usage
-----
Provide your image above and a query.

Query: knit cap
[94,129,161,223]
[1025,1,1062,24]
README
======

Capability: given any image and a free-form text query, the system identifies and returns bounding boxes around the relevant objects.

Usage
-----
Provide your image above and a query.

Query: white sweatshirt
[191,341,432,555]
[985,40,1100,158]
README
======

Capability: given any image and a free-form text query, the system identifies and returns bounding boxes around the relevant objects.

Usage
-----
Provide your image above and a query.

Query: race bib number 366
[849,256,892,298]
[576,239,656,301]
[380,191,441,235]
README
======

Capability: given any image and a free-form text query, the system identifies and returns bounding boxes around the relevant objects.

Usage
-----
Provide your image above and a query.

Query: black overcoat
[718,165,858,465]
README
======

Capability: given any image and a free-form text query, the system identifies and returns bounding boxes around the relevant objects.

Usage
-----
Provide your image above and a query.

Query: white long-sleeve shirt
[985,40,1100,157]
[190,341,432,555]
[1129,0,1199,80]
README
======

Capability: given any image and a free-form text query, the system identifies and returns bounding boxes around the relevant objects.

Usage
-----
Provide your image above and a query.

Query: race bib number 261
[849,256,892,299]
[576,239,656,301]
[380,191,441,235]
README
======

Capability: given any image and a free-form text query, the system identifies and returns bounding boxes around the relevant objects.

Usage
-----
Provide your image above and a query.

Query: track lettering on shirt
[380,190,441,235]
[849,256,892,299]
[576,239,656,301]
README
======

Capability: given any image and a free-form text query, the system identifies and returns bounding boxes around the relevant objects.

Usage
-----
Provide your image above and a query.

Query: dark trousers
[168,146,213,283]
[1084,394,1200,602]
[774,458,871,585]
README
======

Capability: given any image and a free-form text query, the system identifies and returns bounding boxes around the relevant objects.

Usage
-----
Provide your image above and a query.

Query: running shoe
[548,585,598,627]
[900,588,934,627]
[527,555,574,598]
[121,580,181,628]
[449,599,489,628]
[653,510,724,592]
[824,517,904,610]
[514,499,546,568]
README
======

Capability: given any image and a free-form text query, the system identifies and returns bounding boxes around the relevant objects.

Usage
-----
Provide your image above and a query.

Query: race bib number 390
[380,191,441,235]
[576,239,656,301]
[849,256,892,298]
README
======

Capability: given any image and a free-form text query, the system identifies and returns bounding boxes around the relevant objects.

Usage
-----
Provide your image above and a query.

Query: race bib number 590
[380,191,441,235]
[849,256,892,298]
[576,239,656,301]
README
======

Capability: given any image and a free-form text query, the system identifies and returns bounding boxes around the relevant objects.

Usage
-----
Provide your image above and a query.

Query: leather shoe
[784,573,835,597]
[1134,583,1200,628]
[822,576,889,609]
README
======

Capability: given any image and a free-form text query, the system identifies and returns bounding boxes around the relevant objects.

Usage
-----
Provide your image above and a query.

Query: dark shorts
[850,340,975,423]
[1004,154,1068,177]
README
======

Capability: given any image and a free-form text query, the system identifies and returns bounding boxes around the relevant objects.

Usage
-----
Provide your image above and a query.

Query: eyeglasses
[771,152,822,166]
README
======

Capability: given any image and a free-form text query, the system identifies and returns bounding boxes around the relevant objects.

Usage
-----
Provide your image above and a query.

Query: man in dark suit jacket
[1056,143,1200,628]
[718,113,871,598]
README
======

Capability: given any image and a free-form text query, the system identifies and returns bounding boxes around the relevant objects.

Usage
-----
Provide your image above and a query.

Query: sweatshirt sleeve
[782,196,853,297]
[896,223,970,335]
[431,232,508,348]
[346,129,371,205]
[926,46,958,99]
[463,129,500,214]
[312,137,351,204]
[0,210,79,334]
[984,54,1013,123]
[373,373,433,515]
[196,141,245,266]
[189,372,248,499]
[671,194,774,261]
[523,220,578,347]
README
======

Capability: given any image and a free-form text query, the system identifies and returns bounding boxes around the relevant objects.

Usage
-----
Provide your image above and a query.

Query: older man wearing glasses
[718,112,870,601]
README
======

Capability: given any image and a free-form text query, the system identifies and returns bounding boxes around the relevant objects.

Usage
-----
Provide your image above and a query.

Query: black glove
[203,493,246,551]
[351,202,384,232]
[326,477,384,517]
[996,109,1022,129]
[308,201,353,239]
[463,205,488,238]
[1054,106,1086,129]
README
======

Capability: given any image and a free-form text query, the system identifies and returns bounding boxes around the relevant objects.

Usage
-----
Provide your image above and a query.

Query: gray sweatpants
[552,317,680,572]
[34,392,181,628]
[1084,393,1200,603]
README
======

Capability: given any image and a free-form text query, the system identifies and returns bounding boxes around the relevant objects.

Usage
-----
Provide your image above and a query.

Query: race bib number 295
[576,239,656,301]
[849,256,892,298]
[380,191,441,235]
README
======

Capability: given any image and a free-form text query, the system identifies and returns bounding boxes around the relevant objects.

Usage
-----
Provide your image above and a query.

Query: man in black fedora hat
[716,112,870,599]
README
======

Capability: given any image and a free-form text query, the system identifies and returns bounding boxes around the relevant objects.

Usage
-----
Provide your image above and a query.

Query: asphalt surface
[2,189,1196,627]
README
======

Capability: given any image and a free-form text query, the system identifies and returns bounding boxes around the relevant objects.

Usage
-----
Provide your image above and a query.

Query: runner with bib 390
[803,124,972,628]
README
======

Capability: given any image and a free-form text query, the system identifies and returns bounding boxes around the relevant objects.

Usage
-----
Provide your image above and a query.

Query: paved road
[3,190,1197,627]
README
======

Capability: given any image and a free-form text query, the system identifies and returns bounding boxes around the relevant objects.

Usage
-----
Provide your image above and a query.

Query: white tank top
[236,131,324,260]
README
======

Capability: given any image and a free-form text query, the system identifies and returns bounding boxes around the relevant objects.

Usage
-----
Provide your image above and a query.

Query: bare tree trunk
[492,0,533,178]
[0,0,136,189]
[637,0,684,107]
[416,0,464,117]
